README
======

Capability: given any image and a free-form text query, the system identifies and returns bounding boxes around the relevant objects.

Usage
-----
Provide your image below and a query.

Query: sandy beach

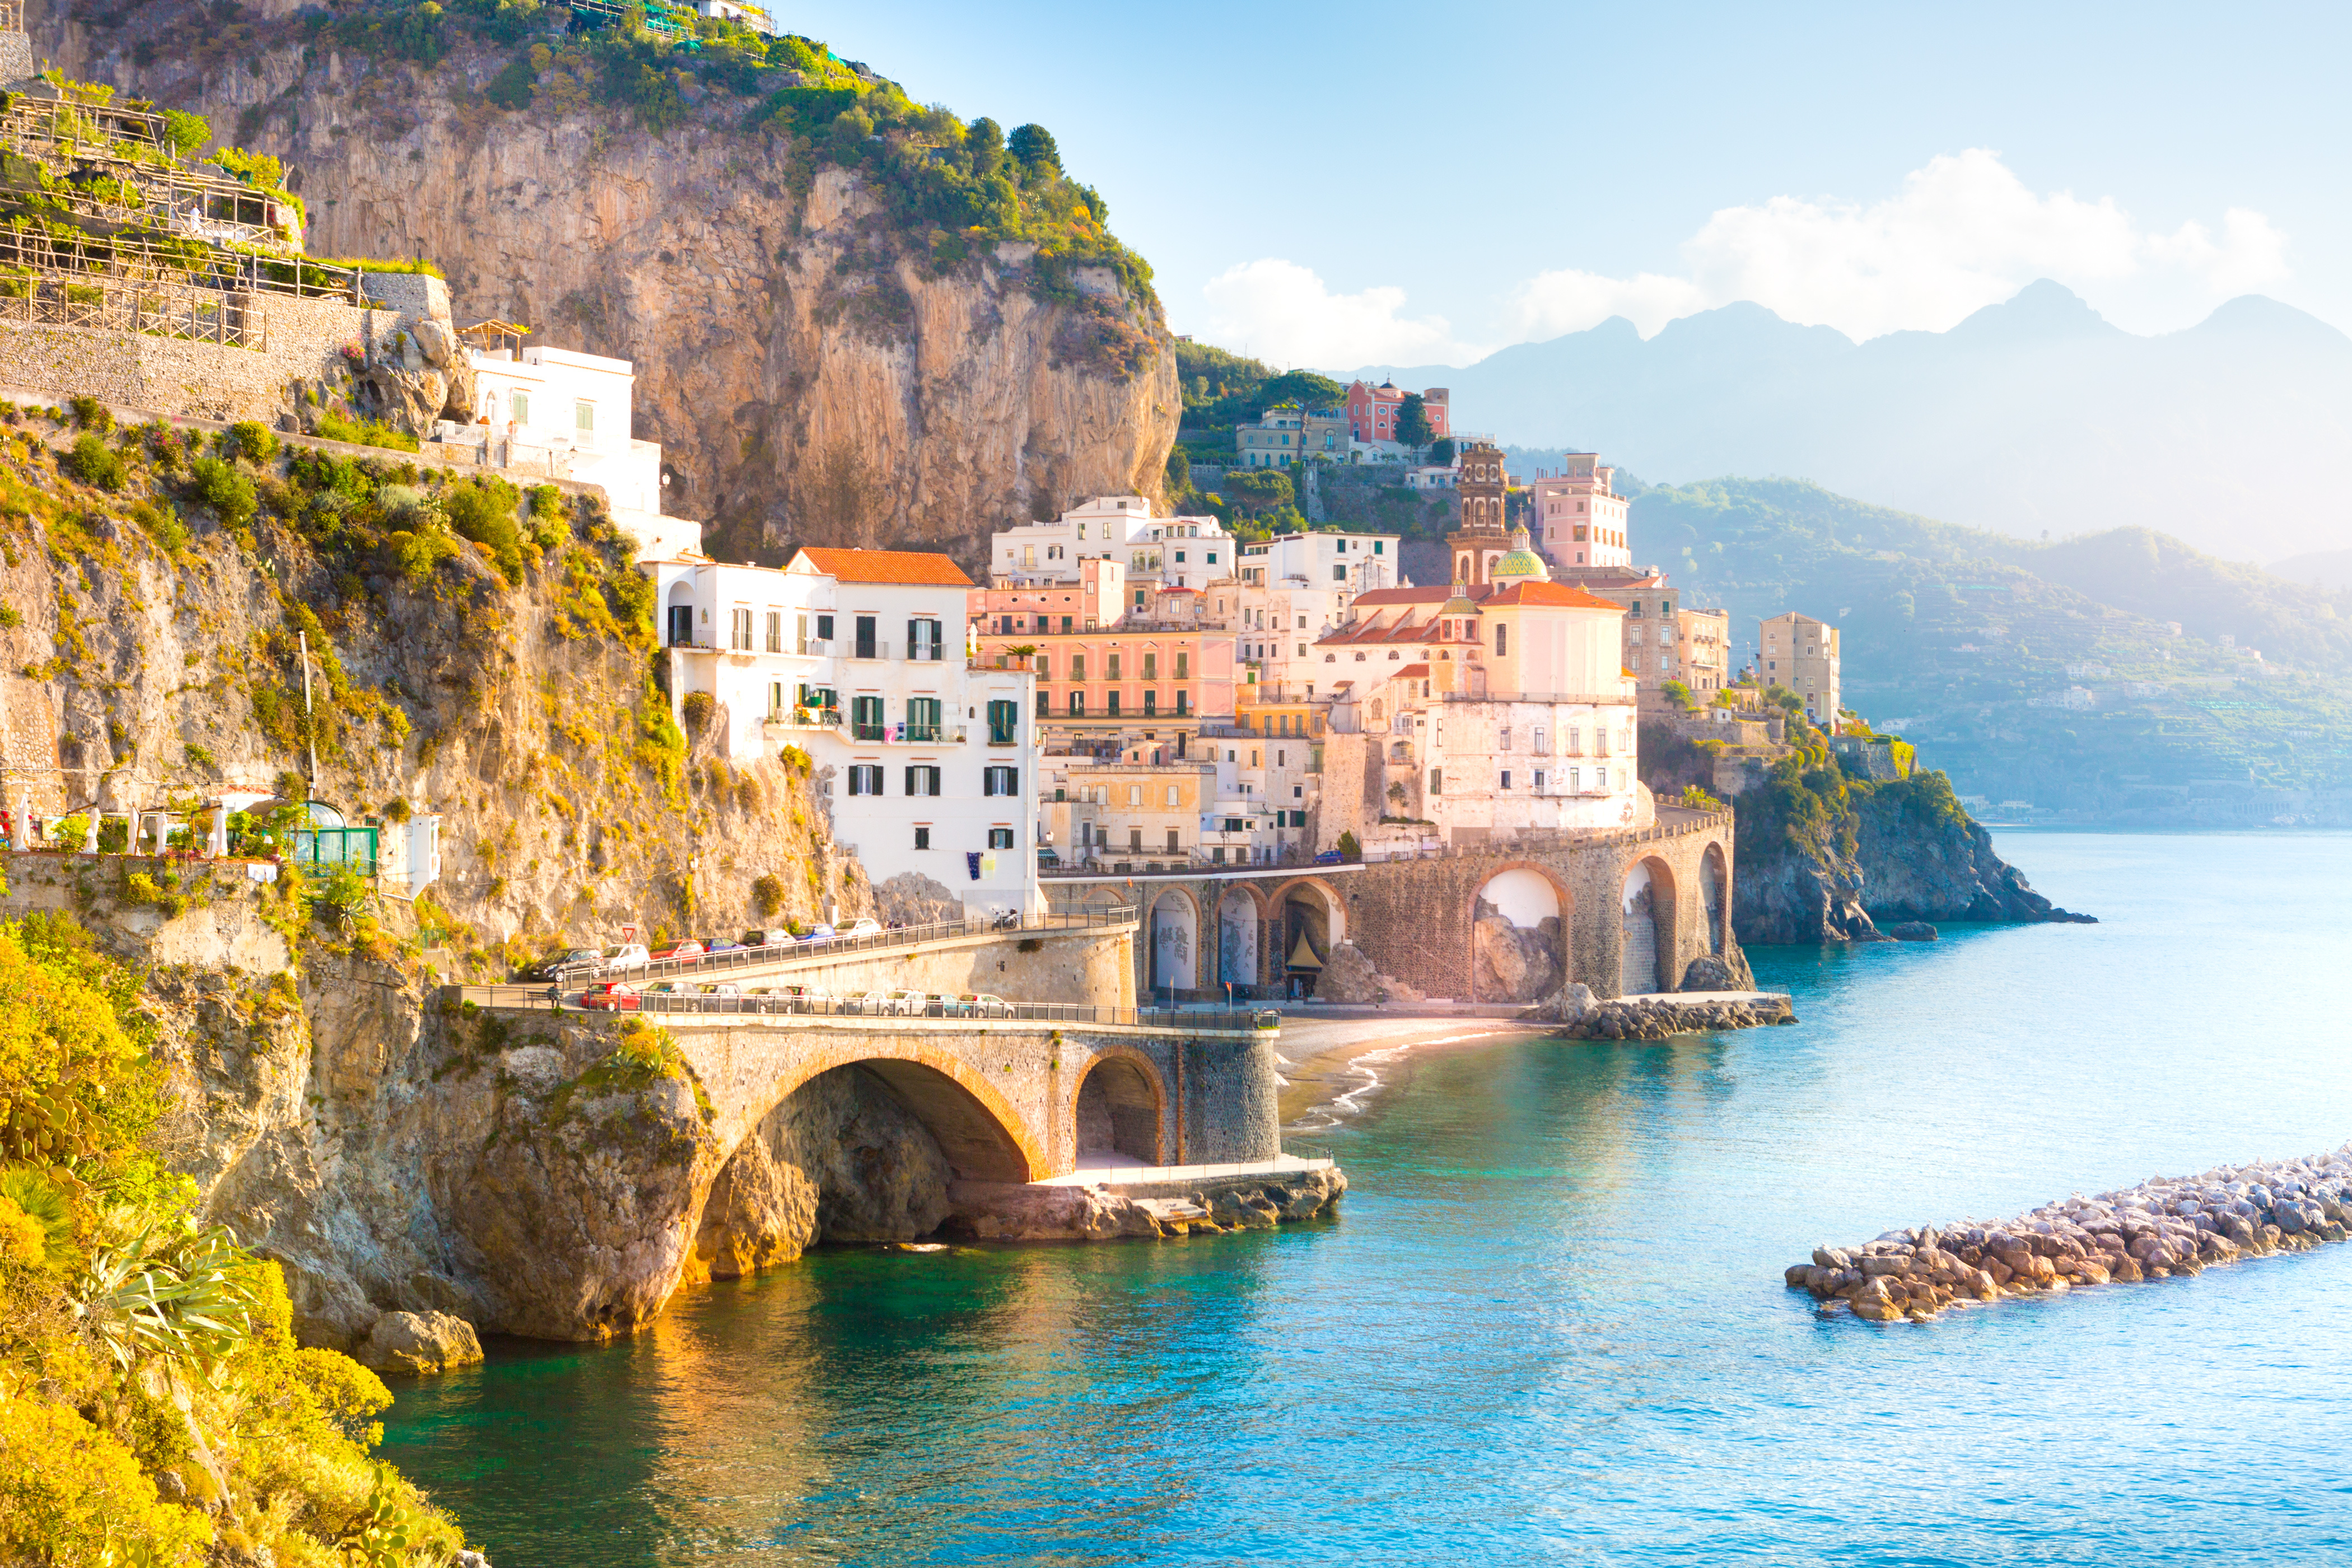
[1273,1012,1552,1131]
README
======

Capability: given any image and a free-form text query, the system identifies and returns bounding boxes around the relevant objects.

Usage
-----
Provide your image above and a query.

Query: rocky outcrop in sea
[1785,1147,2352,1323]
[1523,983,1795,1039]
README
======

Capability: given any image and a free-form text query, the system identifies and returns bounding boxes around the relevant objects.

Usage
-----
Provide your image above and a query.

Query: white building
[450,340,704,561]
[1231,529,1403,696]
[988,496,1235,592]
[648,545,1041,917]
[1235,529,1403,595]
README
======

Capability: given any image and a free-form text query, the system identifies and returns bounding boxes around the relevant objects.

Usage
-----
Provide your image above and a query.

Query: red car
[649,940,704,963]
[581,982,640,1012]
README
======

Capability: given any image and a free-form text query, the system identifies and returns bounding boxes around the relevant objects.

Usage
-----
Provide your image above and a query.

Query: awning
[1286,931,1324,970]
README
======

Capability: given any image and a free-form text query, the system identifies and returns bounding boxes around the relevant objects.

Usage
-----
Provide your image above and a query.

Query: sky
[789,1,2352,371]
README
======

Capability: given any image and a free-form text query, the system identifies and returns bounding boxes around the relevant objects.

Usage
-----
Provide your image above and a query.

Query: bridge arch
[736,1046,1046,1184]
[1149,887,1201,993]
[1620,855,1680,995]
[1215,883,1267,990]
[1470,861,1573,1003]
[1701,842,1730,958]
[1269,876,1346,997]
[1068,1046,1169,1168]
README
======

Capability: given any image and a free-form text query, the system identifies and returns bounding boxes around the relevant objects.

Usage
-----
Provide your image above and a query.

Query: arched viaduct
[1044,806,1738,1003]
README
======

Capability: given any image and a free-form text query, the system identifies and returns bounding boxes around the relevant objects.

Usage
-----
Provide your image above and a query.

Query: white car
[600,943,650,973]
[857,990,894,1014]
[703,982,741,997]
[840,917,884,939]
[959,992,1013,1017]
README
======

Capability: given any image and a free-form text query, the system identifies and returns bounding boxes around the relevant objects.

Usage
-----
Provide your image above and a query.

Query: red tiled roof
[1486,581,1625,611]
[795,547,973,587]
[1394,663,1431,679]
[1352,586,1454,606]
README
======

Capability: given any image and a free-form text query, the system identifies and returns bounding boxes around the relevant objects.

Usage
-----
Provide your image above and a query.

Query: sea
[380,830,2352,1565]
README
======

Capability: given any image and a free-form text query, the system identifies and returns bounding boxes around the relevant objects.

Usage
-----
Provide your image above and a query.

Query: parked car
[641,981,690,996]
[742,929,792,949]
[521,946,601,982]
[703,982,741,997]
[800,923,837,945]
[856,990,893,1014]
[700,936,742,955]
[650,940,704,963]
[839,917,884,939]
[958,992,1013,1017]
[599,943,650,973]
[1313,849,1346,866]
[581,982,640,1012]
[881,988,931,1015]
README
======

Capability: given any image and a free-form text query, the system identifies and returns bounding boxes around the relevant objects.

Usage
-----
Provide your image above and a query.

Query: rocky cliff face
[31,4,1180,567]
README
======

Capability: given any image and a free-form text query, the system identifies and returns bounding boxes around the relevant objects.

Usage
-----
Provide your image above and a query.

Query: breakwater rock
[1523,983,1796,1039]
[947,1166,1345,1242]
[1784,1147,2352,1323]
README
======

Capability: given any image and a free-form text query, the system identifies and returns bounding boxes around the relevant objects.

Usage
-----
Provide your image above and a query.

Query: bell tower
[1447,438,1512,586]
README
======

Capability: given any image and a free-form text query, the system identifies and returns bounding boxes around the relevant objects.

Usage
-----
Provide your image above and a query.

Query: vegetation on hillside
[296,1,1153,308]
[1632,477,2352,807]
[0,906,472,1563]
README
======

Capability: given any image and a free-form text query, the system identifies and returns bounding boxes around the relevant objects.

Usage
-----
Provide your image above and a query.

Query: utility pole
[297,631,318,794]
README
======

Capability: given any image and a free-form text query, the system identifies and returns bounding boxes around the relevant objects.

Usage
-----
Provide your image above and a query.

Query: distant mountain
[1626,477,2352,818]
[2270,548,2352,592]
[1356,282,2352,566]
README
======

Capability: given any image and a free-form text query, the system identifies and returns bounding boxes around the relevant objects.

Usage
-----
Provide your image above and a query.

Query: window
[854,615,878,659]
[905,765,941,796]
[1144,690,1158,716]
[907,618,943,661]
[1499,727,1511,750]
[1068,692,1085,717]
[1176,551,1187,564]
[1142,652,1158,679]
[1495,624,1508,656]
[1175,690,1189,716]
[1034,654,1051,682]
[1375,540,1385,555]
[907,697,942,741]
[1334,565,1347,581]
[764,611,782,653]
[1107,652,1122,680]
[1501,769,1513,790]
[1070,654,1086,682]
[1106,691,1122,716]
[852,695,885,740]
[987,699,1018,745]
[1569,767,1581,791]
[1534,770,1547,789]
[575,401,594,441]
[847,764,883,796]
[1534,726,1547,754]
[666,605,693,647]
[816,614,833,642]
[1429,768,1443,795]
[509,390,531,426]
[983,766,1019,797]
[1165,785,1179,806]
[914,826,931,850]
[1207,552,1218,565]
[730,608,752,650]
[988,827,1016,850]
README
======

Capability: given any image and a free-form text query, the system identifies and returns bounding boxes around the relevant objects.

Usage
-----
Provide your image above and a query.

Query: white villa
[648,545,1042,917]
[990,496,1236,594]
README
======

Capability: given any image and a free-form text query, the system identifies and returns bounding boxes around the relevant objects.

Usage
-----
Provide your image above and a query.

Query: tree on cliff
[1010,123,1062,178]
[1394,392,1432,449]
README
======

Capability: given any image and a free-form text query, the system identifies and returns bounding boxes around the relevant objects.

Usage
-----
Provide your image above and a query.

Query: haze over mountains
[1357,281,2352,568]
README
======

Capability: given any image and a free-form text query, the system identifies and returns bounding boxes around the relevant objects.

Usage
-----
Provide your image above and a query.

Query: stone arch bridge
[1044,805,1738,1004]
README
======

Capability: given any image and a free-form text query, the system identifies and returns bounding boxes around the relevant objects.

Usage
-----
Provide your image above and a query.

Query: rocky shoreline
[1785,1146,2352,1323]
[947,1167,1346,1242]
[1521,982,1798,1039]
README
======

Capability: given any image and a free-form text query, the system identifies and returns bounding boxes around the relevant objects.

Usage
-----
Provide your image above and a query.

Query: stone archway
[1272,877,1345,998]
[1216,884,1264,992]
[1472,865,1568,1003]
[690,1053,1039,1281]
[1619,857,1679,995]
[1070,1049,1167,1169]
[1150,888,1199,994]
[1702,843,1729,956]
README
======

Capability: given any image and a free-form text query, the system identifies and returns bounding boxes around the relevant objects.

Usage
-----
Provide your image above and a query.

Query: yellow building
[1760,612,1842,722]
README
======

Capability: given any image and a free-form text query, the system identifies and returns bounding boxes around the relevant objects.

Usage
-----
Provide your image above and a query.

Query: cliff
[30,1,1180,567]
[1723,760,2089,944]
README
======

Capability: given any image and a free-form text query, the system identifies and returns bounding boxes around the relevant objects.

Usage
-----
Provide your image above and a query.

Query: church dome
[1490,525,1551,585]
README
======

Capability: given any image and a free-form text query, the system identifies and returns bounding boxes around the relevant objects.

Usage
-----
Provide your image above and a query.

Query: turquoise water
[382,832,2352,1565]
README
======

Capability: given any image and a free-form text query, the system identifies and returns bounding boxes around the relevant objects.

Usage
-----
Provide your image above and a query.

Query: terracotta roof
[794,547,973,587]
[1394,663,1431,679]
[1485,581,1625,611]
[1160,585,1199,594]
[1351,586,1455,606]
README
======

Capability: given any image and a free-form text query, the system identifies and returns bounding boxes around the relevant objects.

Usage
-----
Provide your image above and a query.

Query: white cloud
[1196,258,1488,369]
[1511,149,2290,343]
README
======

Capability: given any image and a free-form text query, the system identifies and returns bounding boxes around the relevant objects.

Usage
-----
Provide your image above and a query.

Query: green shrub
[63,283,103,306]
[681,690,713,733]
[66,395,111,433]
[315,412,420,452]
[383,528,458,585]
[129,500,189,553]
[222,420,278,463]
[752,873,784,918]
[161,108,210,155]
[62,434,124,491]
[484,52,536,109]
[188,456,256,525]
[444,476,525,584]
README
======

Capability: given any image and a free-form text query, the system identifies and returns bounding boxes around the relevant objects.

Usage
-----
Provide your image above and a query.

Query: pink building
[970,568,1236,755]
[1527,453,1631,569]
[1346,380,1450,445]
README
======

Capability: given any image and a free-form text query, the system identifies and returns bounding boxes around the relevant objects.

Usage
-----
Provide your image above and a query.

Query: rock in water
[1888,921,1939,941]
[356,1310,484,1376]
